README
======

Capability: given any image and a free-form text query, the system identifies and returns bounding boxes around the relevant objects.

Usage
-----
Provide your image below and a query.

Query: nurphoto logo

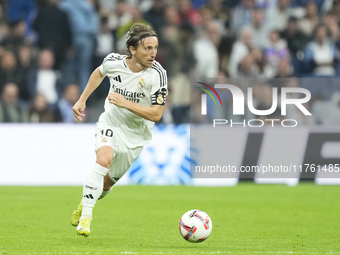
[197,82,312,128]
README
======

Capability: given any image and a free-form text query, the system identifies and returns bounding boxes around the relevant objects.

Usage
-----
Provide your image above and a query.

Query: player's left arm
[108,93,164,122]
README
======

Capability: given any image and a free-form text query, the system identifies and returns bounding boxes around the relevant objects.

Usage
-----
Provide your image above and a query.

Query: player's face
[133,36,158,69]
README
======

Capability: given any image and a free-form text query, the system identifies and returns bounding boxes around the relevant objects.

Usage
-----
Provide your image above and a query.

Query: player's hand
[72,100,86,122]
[108,93,127,108]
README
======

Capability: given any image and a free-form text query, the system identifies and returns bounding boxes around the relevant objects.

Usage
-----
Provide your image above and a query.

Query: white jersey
[98,53,168,148]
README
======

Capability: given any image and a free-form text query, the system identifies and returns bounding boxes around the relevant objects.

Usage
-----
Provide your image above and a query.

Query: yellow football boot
[71,200,82,226]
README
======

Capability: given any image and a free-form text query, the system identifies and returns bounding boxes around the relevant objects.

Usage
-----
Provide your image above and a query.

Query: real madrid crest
[138,78,145,89]
[156,94,164,104]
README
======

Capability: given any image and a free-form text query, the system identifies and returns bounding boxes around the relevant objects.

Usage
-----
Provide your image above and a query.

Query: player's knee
[96,156,113,169]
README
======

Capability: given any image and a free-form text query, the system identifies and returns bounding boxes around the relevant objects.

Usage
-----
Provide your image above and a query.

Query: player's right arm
[72,68,106,122]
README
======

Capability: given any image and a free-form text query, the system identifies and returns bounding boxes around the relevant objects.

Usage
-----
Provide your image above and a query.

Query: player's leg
[98,173,115,200]
[76,145,113,236]
[71,173,114,226]
[82,145,113,217]
[107,145,143,188]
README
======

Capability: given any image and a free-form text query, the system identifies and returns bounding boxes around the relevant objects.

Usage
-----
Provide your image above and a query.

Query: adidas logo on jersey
[113,75,122,83]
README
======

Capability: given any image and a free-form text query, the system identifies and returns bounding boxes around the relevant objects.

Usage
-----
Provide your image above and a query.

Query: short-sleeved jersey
[98,53,168,148]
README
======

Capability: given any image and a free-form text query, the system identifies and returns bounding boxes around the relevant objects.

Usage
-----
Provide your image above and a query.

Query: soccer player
[71,23,167,237]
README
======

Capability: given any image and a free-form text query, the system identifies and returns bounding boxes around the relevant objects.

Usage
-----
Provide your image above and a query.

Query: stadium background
[0,0,340,185]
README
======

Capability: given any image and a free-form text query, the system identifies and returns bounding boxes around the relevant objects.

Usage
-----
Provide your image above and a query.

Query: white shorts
[94,123,143,183]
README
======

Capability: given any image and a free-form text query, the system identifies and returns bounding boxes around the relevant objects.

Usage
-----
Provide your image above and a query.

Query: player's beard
[135,53,154,69]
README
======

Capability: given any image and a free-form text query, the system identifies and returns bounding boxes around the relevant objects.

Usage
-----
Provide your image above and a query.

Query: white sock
[98,186,113,200]
[81,163,108,220]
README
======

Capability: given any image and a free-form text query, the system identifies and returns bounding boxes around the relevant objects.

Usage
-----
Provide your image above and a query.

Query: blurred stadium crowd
[0,0,340,124]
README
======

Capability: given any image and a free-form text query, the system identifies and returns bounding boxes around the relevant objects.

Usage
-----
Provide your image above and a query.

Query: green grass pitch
[0,183,339,255]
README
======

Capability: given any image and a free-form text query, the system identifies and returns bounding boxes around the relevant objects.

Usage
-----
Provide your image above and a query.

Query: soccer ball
[179,209,212,243]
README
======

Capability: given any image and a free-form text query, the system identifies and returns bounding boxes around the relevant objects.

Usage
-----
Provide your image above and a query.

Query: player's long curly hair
[125,23,157,57]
